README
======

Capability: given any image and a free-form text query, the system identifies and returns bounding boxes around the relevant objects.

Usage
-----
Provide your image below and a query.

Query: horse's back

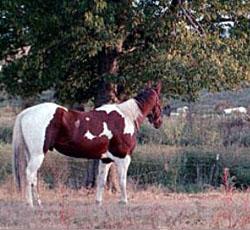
[17,103,64,127]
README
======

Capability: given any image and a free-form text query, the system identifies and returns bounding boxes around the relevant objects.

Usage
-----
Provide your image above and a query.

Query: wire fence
[0,144,250,192]
[37,153,250,192]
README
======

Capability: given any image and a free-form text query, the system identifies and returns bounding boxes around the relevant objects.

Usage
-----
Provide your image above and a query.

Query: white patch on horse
[85,117,90,121]
[84,130,96,140]
[100,122,113,139]
[21,103,67,155]
[96,100,142,135]
[118,99,142,135]
[105,152,131,203]
[15,102,67,206]
[84,122,113,140]
[96,104,119,114]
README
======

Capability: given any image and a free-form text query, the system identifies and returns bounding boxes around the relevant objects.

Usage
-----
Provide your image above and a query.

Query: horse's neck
[117,99,143,126]
[134,90,156,116]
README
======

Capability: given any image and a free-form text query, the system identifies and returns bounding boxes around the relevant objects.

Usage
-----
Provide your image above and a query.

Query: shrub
[129,146,219,191]
[161,116,186,145]
[137,123,167,144]
[40,152,88,189]
[0,144,12,184]
[166,148,222,191]
[240,133,250,147]
[162,115,221,146]
[0,126,12,143]
[1,143,250,192]
[129,154,167,187]
[130,145,250,192]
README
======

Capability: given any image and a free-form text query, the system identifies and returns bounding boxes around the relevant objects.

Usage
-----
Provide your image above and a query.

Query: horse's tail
[12,114,28,192]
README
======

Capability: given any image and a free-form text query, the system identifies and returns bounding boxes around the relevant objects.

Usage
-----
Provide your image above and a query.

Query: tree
[1,0,249,187]
[1,0,249,101]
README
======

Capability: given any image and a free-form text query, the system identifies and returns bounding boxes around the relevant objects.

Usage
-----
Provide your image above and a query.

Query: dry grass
[0,179,250,230]
[0,106,17,127]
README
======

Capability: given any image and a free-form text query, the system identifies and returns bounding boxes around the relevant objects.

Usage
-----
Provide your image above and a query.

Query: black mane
[134,89,155,111]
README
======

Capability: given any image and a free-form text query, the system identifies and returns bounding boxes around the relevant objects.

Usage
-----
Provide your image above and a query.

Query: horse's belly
[54,136,109,159]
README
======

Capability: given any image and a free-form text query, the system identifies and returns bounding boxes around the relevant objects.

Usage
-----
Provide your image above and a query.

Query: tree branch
[181,7,206,37]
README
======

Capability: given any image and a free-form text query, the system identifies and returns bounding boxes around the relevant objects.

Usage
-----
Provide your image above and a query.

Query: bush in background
[130,145,250,192]
[0,126,12,144]
[0,144,12,183]
[0,143,250,192]
[137,123,168,145]
[139,115,250,148]
[40,152,88,189]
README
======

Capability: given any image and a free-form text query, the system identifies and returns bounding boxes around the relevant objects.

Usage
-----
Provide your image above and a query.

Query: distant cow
[177,106,189,114]
[163,105,189,118]
[223,107,247,115]
[175,106,189,118]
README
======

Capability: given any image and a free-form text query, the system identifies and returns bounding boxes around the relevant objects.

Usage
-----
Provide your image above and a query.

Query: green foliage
[0,143,250,191]
[140,114,250,148]
[141,116,222,146]
[0,1,249,103]
[40,152,87,188]
[167,148,221,190]
[161,116,187,145]
[137,124,167,145]
[129,158,168,186]
[0,144,12,183]
[0,126,12,143]
[131,146,250,192]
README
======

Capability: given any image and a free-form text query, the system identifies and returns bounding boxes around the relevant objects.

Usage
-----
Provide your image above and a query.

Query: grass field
[0,180,250,230]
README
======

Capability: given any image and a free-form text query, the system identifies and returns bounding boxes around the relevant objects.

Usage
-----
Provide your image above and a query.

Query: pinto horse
[12,82,163,207]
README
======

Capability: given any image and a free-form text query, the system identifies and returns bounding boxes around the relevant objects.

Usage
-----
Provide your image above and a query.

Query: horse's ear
[145,80,152,89]
[155,81,162,94]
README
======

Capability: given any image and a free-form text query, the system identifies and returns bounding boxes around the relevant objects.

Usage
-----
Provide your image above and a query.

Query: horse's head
[146,81,163,129]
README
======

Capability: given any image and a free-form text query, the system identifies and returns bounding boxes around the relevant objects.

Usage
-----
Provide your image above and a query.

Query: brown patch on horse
[43,107,134,159]
[43,108,64,153]
[74,110,107,137]
[106,111,125,135]
[109,133,136,158]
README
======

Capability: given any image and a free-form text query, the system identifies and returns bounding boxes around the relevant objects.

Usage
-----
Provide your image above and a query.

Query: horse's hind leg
[26,154,44,207]
[32,173,42,207]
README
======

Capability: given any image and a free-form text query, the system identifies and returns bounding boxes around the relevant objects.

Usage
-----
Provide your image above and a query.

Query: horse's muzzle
[153,117,163,129]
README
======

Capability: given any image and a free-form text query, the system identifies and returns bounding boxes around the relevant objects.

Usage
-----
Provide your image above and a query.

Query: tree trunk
[84,47,122,192]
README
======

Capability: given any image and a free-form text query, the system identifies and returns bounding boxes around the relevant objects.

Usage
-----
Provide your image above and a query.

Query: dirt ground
[0,181,250,230]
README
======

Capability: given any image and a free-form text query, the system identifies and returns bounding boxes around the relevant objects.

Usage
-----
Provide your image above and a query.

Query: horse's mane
[134,89,155,111]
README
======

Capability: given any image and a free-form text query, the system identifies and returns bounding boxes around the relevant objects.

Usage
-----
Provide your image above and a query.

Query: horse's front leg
[116,155,131,204]
[96,160,112,205]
